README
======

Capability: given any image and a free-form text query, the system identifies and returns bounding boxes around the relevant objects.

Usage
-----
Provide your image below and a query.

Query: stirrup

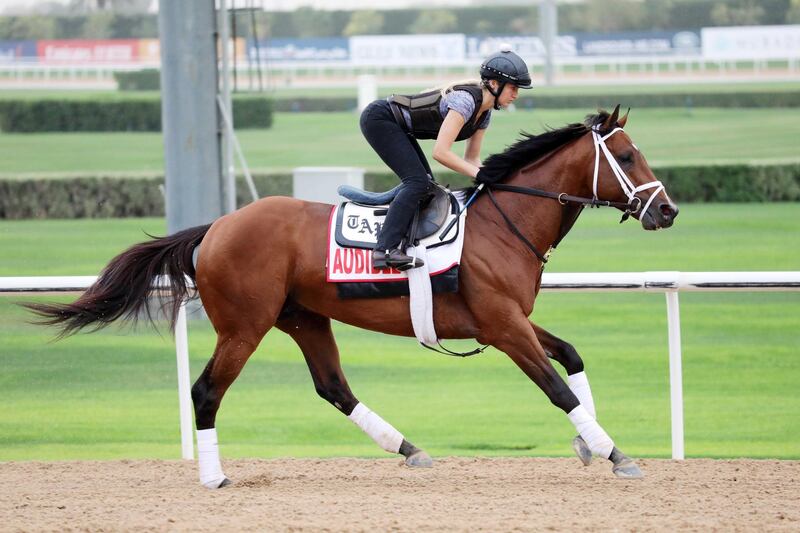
[372,249,425,271]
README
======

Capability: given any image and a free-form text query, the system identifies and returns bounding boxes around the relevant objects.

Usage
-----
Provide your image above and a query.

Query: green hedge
[272,91,800,113]
[0,97,273,132]
[1,163,797,219]
[515,92,800,110]
[114,69,161,91]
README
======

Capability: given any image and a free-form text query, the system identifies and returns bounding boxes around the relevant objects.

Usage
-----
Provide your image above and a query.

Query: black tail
[22,223,212,338]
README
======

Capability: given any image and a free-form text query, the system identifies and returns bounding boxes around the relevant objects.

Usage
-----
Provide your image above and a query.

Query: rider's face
[490,81,518,108]
[499,84,519,107]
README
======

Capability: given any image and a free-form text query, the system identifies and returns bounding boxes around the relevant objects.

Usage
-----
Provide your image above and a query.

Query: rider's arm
[464,127,486,169]
[432,109,481,179]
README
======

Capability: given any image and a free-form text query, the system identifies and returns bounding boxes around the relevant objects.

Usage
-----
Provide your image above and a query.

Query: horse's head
[587,106,678,230]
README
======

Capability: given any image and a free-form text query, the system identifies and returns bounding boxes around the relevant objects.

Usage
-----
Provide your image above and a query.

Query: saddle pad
[326,191,467,287]
[334,196,459,251]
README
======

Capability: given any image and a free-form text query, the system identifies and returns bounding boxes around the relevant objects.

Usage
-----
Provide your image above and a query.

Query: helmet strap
[486,80,506,110]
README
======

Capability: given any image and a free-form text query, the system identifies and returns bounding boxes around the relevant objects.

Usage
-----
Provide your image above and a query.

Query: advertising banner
[138,38,160,63]
[251,37,348,62]
[576,31,701,56]
[702,25,800,59]
[0,40,37,62]
[466,35,577,59]
[350,34,465,66]
[38,39,139,63]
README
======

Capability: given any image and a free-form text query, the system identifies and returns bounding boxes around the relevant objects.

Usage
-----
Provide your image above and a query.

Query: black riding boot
[372,248,425,271]
[373,175,432,271]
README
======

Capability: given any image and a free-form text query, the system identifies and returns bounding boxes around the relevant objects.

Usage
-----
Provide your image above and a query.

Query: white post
[357,74,377,113]
[217,94,259,203]
[175,302,194,460]
[218,0,236,214]
[665,291,685,460]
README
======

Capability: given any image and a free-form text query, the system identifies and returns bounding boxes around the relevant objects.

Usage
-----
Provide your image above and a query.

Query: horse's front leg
[532,323,596,466]
[489,315,643,479]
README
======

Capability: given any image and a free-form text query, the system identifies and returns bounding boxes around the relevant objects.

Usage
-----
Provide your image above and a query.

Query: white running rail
[2,271,799,461]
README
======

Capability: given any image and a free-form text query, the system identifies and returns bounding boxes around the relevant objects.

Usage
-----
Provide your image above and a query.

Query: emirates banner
[38,39,139,63]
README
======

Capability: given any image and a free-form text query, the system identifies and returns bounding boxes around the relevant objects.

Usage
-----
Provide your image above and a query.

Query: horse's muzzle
[641,201,679,230]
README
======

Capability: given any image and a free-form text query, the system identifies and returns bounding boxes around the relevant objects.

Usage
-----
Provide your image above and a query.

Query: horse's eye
[618,152,634,165]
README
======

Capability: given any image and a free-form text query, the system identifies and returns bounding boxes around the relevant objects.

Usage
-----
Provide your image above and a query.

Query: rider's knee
[403,175,434,197]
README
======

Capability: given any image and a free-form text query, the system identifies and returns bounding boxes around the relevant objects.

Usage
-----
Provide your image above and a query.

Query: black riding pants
[360,99,433,250]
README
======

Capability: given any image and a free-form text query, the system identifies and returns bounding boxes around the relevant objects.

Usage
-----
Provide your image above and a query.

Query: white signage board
[702,25,800,59]
[350,34,466,66]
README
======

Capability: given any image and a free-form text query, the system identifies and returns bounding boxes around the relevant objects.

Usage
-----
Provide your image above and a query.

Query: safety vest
[388,84,487,141]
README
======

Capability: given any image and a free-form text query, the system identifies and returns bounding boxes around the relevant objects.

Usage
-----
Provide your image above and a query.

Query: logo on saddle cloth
[326,191,468,298]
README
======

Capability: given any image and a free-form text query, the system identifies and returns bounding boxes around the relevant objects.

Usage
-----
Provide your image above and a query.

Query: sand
[2,457,798,532]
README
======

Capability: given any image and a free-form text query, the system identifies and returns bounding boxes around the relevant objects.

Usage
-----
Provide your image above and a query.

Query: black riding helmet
[480,45,532,109]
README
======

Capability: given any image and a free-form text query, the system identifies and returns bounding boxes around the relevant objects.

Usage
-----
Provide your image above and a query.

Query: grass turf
[0,204,798,461]
[1,107,799,178]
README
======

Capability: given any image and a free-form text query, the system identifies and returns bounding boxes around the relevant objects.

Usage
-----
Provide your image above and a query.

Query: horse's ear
[601,104,620,131]
[618,107,630,128]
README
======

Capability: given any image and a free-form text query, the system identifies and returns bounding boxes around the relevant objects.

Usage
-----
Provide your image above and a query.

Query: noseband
[591,126,664,222]
[484,125,665,263]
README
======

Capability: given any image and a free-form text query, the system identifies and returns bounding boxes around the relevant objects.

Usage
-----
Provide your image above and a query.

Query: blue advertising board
[576,31,701,56]
[249,37,349,62]
[0,40,37,62]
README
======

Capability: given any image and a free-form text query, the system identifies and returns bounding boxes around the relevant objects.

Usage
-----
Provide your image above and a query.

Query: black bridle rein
[484,182,643,264]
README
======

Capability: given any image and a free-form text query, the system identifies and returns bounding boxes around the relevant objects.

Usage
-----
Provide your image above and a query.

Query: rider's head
[480,45,532,110]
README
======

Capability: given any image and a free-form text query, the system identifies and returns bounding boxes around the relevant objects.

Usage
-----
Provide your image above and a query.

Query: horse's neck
[476,143,591,259]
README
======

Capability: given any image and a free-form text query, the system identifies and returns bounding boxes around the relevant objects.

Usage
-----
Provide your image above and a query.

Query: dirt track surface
[2,457,798,532]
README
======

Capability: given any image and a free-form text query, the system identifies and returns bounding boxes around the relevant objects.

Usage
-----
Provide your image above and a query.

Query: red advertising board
[38,39,140,63]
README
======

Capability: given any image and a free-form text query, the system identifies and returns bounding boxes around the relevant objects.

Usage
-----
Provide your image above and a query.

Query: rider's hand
[475,166,504,184]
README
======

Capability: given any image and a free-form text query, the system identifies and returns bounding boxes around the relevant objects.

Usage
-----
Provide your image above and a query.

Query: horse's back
[195,196,331,296]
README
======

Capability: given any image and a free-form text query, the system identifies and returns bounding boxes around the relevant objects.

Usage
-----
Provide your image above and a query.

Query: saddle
[327,184,467,300]
[336,181,458,250]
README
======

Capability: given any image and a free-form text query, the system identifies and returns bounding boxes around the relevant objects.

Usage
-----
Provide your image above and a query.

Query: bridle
[484,125,665,264]
[591,126,664,224]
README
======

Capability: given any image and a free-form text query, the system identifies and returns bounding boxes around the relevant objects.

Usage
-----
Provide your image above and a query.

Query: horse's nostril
[660,203,678,219]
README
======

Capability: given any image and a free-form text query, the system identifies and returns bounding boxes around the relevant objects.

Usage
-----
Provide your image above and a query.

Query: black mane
[478,111,612,184]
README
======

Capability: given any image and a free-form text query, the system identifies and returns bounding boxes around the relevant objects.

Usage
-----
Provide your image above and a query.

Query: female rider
[360,46,533,270]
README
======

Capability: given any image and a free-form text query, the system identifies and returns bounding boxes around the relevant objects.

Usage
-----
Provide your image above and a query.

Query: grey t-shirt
[400,89,491,135]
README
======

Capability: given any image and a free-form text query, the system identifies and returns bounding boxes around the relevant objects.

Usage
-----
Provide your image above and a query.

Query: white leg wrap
[347,402,404,454]
[568,371,597,419]
[567,405,614,459]
[196,428,228,489]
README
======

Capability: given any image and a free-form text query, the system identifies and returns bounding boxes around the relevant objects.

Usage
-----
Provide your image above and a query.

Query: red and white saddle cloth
[326,191,467,300]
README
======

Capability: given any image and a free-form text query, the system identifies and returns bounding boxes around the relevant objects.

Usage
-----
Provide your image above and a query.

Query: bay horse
[25,105,678,488]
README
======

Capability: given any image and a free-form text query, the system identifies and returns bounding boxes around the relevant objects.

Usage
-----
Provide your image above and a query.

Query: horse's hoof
[202,477,232,489]
[609,447,643,479]
[404,451,433,468]
[612,459,644,479]
[572,435,592,466]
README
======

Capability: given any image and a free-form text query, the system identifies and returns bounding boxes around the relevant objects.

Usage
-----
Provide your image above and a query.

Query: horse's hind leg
[532,323,642,477]
[276,305,432,467]
[192,320,272,489]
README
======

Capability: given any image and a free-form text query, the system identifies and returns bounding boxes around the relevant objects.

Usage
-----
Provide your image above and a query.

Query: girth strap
[421,339,489,358]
